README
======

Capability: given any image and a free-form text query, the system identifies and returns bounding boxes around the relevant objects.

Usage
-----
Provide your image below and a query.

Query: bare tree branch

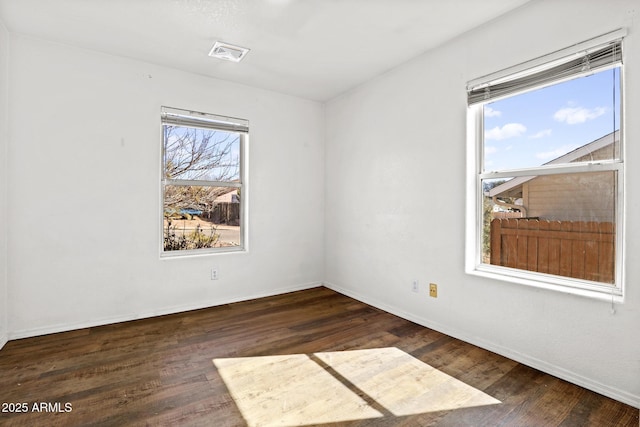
[164,126,240,181]
[163,124,241,222]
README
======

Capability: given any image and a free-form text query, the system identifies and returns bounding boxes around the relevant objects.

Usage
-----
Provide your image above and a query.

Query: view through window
[161,107,246,255]
[469,37,623,295]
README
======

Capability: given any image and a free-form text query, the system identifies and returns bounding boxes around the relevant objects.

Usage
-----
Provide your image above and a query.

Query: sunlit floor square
[315,347,501,416]
[213,347,500,426]
[213,353,383,426]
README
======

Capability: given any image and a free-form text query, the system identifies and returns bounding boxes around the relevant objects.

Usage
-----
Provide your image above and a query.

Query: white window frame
[160,106,248,257]
[465,30,626,302]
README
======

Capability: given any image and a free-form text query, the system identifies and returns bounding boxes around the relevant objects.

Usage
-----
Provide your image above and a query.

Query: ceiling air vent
[208,41,250,62]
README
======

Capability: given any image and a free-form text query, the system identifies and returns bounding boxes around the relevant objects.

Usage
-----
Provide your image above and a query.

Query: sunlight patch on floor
[213,347,500,426]
[213,354,383,426]
[315,347,501,416]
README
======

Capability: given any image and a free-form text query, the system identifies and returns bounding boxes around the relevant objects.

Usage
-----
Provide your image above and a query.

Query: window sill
[467,264,624,303]
[160,246,246,259]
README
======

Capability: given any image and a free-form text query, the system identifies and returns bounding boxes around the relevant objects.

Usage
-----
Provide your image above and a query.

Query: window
[161,106,247,255]
[466,31,624,299]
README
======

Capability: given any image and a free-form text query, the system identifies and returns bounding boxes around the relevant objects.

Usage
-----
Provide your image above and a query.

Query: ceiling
[0,0,530,102]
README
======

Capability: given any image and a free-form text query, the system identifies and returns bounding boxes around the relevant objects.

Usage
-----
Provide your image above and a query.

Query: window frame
[160,106,248,257]
[465,32,626,302]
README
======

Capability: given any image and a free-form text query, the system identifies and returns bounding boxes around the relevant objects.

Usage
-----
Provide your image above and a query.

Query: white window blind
[467,31,624,105]
[161,106,249,134]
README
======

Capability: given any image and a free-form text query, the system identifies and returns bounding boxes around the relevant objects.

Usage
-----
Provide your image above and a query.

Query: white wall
[325,0,639,407]
[3,0,639,408]
[6,35,325,338]
[0,19,8,349]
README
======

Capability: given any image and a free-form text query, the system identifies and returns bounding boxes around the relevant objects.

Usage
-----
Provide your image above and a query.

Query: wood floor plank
[0,287,637,426]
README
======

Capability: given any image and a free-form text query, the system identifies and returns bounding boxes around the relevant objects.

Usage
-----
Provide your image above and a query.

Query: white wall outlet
[412,280,419,293]
[211,268,219,280]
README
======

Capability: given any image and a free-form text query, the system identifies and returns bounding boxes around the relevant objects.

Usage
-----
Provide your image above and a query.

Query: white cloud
[529,129,552,139]
[536,144,580,160]
[553,106,606,124]
[485,123,526,141]
[484,107,501,118]
[484,146,497,155]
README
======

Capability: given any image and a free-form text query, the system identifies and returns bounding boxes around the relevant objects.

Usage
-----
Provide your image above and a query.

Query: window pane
[163,185,241,251]
[163,125,241,182]
[482,171,616,284]
[483,68,620,172]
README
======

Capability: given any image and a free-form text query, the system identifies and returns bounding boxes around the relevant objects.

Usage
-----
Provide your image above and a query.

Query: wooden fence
[490,218,614,283]
[209,202,240,226]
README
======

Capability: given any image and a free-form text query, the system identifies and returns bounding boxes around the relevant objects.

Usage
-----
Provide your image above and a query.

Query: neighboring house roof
[215,189,239,203]
[487,130,619,198]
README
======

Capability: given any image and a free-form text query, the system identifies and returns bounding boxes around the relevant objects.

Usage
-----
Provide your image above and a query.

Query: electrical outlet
[412,280,419,293]
[429,283,438,298]
[211,268,219,280]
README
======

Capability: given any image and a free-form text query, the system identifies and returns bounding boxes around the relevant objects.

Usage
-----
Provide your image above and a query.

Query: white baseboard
[0,333,7,351]
[9,281,322,341]
[322,281,640,409]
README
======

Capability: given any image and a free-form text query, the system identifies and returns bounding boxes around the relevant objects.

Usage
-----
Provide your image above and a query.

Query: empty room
[0,0,638,426]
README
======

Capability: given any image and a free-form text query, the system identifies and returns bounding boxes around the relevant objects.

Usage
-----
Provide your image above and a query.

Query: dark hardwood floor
[0,287,637,426]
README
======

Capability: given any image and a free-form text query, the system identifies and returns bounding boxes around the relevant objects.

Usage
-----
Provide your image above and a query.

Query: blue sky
[165,126,241,181]
[483,67,620,171]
